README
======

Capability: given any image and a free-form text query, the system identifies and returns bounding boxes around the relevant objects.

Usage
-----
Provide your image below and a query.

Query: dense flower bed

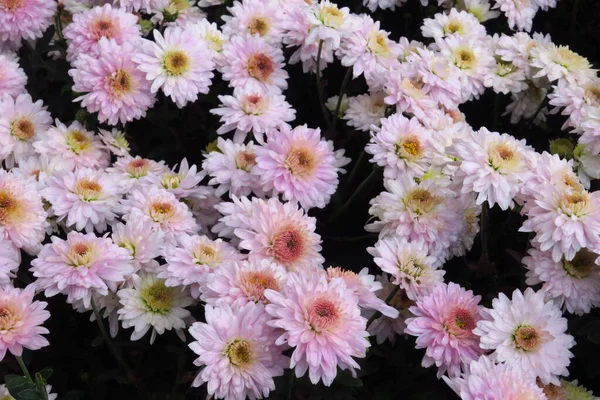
[1,0,600,399]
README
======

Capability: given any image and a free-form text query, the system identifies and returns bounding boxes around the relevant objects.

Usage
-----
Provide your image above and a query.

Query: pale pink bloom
[265,272,370,386]
[11,154,70,192]
[202,138,263,197]
[41,168,121,233]
[111,216,165,270]
[219,34,289,93]
[119,0,164,13]
[0,0,56,47]
[0,170,48,254]
[0,93,52,167]
[233,197,324,272]
[187,19,226,63]
[70,38,156,125]
[160,234,244,298]
[342,92,387,132]
[31,231,133,308]
[523,247,600,316]
[305,1,352,50]
[368,237,444,300]
[453,128,531,210]
[548,77,600,132]
[33,120,110,171]
[405,283,483,377]
[496,32,551,75]
[151,158,206,200]
[458,0,501,21]
[118,271,193,344]
[210,86,295,143]
[121,186,199,240]
[367,113,438,181]
[0,51,27,98]
[531,42,596,84]
[421,9,487,40]
[383,63,438,120]
[185,187,222,235]
[520,183,600,262]
[474,288,575,385]
[63,4,141,62]
[202,258,287,306]
[189,301,288,400]
[580,106,600,154]
[98,128,130,157]
[212,195,260,243]
[149,0,206,27]
[62,0,114,14]
[0,284,49,362]
[326,266,398,318]
[222,0,284,46]
[443,355,548,400]
[485,36,527,95]
[106,155,168,192]
[494,0,538,31]
[134,27,214,108]
[0,232,20,285]
[255,125,340,209]
[362,0,405,12]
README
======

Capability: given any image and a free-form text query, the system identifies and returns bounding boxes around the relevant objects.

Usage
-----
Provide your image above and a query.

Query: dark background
[3,0,600,398]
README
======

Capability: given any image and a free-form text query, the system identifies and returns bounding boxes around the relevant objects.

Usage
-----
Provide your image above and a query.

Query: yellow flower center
[395,135,422,160]
[0,0,24,11]
[161,173,182,189]
[367,31,390,57]
[403,188,442,215]
[488,142,521,172]
[513,326,541,352]
[141,280,173,314]
[127,158,150,178]
[454,47,476,70]
[559,191,590,218]
[75,179,102,201]
[0,306,17,332]
[248,17,269,36]
[235,150,257,171]
[163,50,190,76]
[319,5,344,28]
[66,130,91,154]
[193,244,219,266]
[11,117,35,141]
[553,46,591,71]
[0,190,21,225]
[150,201,175,222]
[226,339,253,367]
[67,242,95,267]
[285,146,317,177]
[444,20,464,35]
[108,69,133,96]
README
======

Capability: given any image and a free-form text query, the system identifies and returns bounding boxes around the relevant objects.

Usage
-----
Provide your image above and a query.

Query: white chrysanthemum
[306,0,352,50]
[456,0,500,22]
[151,158,206,200]
[111,216,165,270]
[0,51,27,98]
[421,9,487,41]
[222,0,284,46]
[134,27,214,108]
[343,92,387,132]
[474,288,575,385]
[494,0,538,32]
[118,272,194,344]
[0,232,20,285]
[106,155,169,192]
[98,128,130,157]
[484,36,527,95]
[531,42,596,84]
[187,19,226,62]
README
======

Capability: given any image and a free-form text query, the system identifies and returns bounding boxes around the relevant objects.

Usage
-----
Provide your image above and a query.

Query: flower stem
[54,8,65,46]
[346,149,366,186]
[366,286,400,329]
[315,40,332,132]
[332,67,353,128]
[15,356,48,400]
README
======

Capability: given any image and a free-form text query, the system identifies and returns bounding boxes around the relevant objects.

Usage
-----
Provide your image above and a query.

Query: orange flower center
[11,117,35,141]
[285,147,317,177]
[248,17,269,36]
[108,69,133,95]
[514,326,541,352]
[235,150,257,171]
[0,190,20,225]
[0,0,24,11]
[0,306,16,331]
[247,53,275,82]
[240,271,280,303]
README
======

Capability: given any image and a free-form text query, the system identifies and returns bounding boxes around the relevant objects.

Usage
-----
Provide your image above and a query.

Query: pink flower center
[235,150,257,171]
[68,242,95,267]
[127,158,150,177]
[11,117,35,141]
[285,147,317,177]
[239,271,280,303]
[514,326,541,352]
[91,18,116,41]
[271,225,305,266]
[308,297,339,331]
[108,69,133,96]
[247,53,275,82]
[0,306,16,331]
[0,190,20,224]
[72,243,90,257]
[0,0,24,12]
[446,307,476,337]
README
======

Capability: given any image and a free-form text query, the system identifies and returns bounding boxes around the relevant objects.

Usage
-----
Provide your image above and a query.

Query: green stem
[15,356,48,400]
[54,8,64,45]
[315,40,332,131]
[328,168,378,224]
[332,67,353,128]
[346,149,366,186]
[366,286,400,329]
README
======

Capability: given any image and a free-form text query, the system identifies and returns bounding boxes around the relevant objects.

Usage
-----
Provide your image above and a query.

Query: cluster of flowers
[0,0,600,399]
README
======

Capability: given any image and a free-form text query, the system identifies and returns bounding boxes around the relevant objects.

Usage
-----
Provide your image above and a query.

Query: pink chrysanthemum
[342,91,387,132]
[405,282,483,378]
[107,155,168,192]
[523,247,600,316]
[70,38,156,125]
[0,284,49,362]
[31,231,133,308]
[189,301,289,400]
[0,0,56,47]
[0,93,52,166]
[41,168,121,233]
[33,120,110,170]
[265,272,370,386]
[443,355,548,400]
[473,288,575,385]
[233,197,324,272]
[0,233,20,284]
[0,51,27,97]
[160,234,244,298]
[0,169,48,254]
[220,34,289,93]
[63,4,141,62]
[254,125,340,209]
[118,0,158,13]
[111,216,164,271]
[210,86,295,143]
[134,27,214,108]
[212,195,261,243]
[383,63,438,120]
[366,276,414,345]
[222,0,284,46]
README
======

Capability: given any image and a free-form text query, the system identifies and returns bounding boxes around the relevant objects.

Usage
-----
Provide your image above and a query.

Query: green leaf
[13,389,44,400]
[4,375,30,391]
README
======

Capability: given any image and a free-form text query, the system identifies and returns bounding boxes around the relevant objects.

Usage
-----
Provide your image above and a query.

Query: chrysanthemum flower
[233,198,324,272]
[443,355,547,399]
[405,283,483,377]
[134,27,214,108]
[531,42,596,84]
[222,0,284,46]
[107,155,168,192]
[210,86,296,143]
[33,120,110,170]
[383,64,438,120]
[41,168,121,233]
[62,0,114,14]
[160,234,244,298]
[220,34,289,93]
[118,272,193,344]
[0,0,56,47]
[150,0,206,27]
[254,125,339,209]
[494,0,537,32]
[523,247,600,316]
[98,128,130,157]
[306,0,352,50]
[0,170,48,254]
[0,93,52,167]
[342,91,387,132]
[0,284,49,362]
[421,9,487,40]
[0,234,20,285]
[111,215,164,271]
[366,276,414,345]
[458,0,501,22]
[0,51,27,98]
[188,19,226,62]
[189,301,288,400]
[151,158,206,200]
[202,138,263,197]
[31,231,133,308]
[265,272,370,385]
[473,288,575,385]
[70,38,156,125]
[369,237,445,300]
[63,4,141,62]
[119,0,161,13]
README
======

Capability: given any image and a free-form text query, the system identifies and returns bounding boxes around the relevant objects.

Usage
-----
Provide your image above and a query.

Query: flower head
[0,0,56,46]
